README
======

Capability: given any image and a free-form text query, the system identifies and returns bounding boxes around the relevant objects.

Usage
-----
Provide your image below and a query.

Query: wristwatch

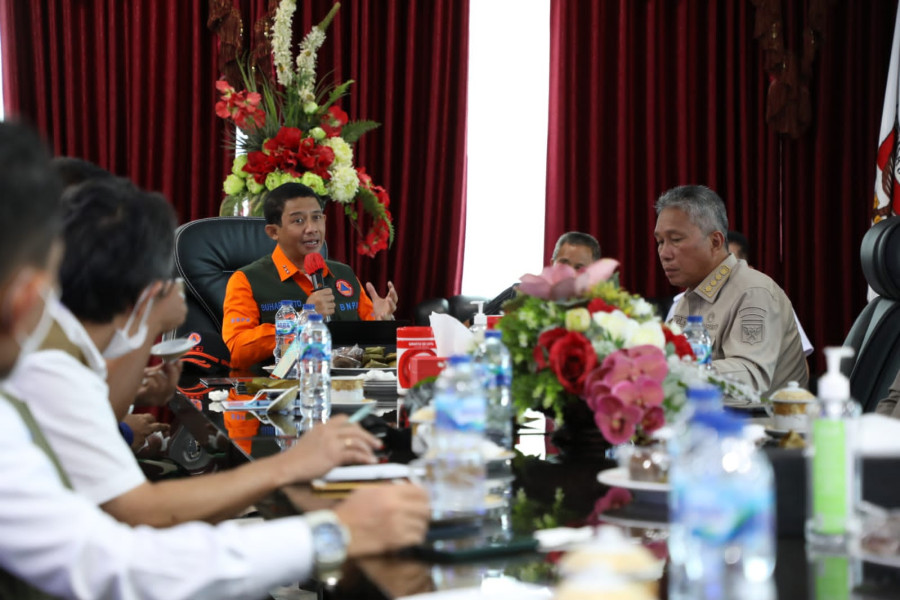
[304,510,350,578]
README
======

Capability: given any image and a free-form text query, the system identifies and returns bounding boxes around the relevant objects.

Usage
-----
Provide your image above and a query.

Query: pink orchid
[596,352,639,385]
[625,345,668,383]
[608,376,664,410]
[593,396,643,444]
[641,405,666,434]
[574,258,620,294]
[518,263,578,300]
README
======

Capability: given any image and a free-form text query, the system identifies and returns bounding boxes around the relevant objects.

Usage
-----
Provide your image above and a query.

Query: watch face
[313,522,347,565]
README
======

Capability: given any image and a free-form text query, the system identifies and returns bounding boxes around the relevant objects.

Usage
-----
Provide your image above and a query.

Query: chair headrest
[173,217,276,331]
[861,216,900,300]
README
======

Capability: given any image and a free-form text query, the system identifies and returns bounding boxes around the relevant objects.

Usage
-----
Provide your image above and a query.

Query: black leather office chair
[843,217,900,412]
[172,216,327,347]
[413,297,450,325]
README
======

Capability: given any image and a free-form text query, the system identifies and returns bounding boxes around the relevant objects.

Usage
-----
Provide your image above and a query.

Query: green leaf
[340,120,381,143]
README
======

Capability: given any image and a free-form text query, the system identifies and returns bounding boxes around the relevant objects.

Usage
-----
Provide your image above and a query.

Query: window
[462,0,549,299]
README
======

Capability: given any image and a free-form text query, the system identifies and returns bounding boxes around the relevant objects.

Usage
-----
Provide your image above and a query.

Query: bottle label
[678,481,772,545]
[689,342,711,365]
[434,394,486,434]
[812,420,848,534]
[302,341,330,361]
[275,319,294,335]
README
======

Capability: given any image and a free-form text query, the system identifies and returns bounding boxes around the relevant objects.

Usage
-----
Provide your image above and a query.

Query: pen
[348,402,376,423]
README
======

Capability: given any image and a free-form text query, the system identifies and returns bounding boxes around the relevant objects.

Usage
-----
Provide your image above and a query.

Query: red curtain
[0,0,470,320]
[547,0,897,373]
[0,0,231,223]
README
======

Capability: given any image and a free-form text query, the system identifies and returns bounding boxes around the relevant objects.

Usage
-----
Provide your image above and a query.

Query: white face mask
[16,287,56,359]
[102,288,155,360]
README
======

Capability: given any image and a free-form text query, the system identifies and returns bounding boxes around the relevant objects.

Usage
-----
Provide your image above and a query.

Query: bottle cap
[303,303,315,310]
[485,330,502,340]
[308,313,324,322]
[693,411,742,435]
[686,383,721,404]
[280,299,293,306]
[687,315,703,324]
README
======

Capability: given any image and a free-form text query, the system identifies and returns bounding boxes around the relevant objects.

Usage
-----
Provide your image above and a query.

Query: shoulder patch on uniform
[336,279,354,297]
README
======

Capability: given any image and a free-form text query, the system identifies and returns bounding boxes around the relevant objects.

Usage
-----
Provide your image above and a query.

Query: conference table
[165,377,900,599]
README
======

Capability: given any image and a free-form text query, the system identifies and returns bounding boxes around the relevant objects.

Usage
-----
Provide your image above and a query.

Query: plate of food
[597,467,670,493]
[332,345,397,370]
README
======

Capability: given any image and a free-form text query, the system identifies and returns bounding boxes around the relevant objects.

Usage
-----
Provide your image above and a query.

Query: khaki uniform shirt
[669,254,808,396]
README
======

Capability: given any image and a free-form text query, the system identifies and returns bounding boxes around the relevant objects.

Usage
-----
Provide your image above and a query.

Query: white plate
[597,467,670,493]
[150,337,195,361]
[596,511,669,531]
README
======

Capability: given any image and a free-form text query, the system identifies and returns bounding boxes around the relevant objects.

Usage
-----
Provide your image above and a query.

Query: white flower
[631,297,655,317]
[667,321,683,335]
[321,137,353,167]
[272,0,297,87]
[626,321,666,349]
[327,165,359,203]
[295,26,326,95]
[593,310,638,343]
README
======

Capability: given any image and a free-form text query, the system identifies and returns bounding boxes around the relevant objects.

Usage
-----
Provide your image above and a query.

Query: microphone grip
[310,271,331,322]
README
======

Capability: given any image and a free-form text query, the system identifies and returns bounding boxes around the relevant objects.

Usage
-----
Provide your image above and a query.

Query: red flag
[874,7,900,224]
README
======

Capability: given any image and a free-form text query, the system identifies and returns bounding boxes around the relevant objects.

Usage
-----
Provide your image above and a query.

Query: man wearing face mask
[4,176,426,528]
[0,124,430,599]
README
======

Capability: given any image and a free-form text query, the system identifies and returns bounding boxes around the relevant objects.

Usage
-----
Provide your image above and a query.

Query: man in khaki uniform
[654,185,808,395]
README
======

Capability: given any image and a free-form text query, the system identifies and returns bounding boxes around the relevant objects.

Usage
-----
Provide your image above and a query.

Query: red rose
[321,106,349,137]
[587,298,616,314]
[663,325,695,359]
[548,331,597,394]
[533,327,567,370]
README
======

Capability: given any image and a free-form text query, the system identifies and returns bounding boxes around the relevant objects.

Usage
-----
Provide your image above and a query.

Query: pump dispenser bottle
[806,346,860,550]
[469,300,488,350]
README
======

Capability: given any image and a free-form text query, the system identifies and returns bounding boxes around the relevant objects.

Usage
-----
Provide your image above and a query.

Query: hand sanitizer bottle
[469,300,487,350]
[806,346,860,550]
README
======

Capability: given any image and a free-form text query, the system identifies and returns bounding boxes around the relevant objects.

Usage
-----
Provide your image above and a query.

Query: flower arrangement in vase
[496,259,758,447]
[212,1,393,258]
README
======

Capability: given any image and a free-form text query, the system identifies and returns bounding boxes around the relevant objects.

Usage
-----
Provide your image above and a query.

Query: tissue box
[409,356,447,387]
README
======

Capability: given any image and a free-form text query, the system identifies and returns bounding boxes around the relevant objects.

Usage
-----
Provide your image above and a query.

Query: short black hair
[50,156,112,189]
[60,178,176,323]
[0,122,62,282]
[727,230,750,261]
[551,231,602,262]
[263,183,324,225]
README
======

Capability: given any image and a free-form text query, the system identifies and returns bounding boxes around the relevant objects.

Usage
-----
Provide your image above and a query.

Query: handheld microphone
[303,252,327,291]
[303,252,331,322]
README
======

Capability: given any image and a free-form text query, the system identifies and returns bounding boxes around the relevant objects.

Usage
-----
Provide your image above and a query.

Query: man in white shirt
[7,177,391,526]
[0,122,429,600]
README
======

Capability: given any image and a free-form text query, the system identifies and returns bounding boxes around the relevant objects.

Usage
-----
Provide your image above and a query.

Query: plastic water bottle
[273,300,299,365]
[299,314,332,423]
[683,315,713,368]
[473,330,513,450]
[296,303,316,345]
[431,355,487,519]
[668,412,776,600]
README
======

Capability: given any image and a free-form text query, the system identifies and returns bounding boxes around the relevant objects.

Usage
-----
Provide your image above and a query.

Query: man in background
[655,185,807,395]
[223,182,399,369]
[484,231,602,315]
